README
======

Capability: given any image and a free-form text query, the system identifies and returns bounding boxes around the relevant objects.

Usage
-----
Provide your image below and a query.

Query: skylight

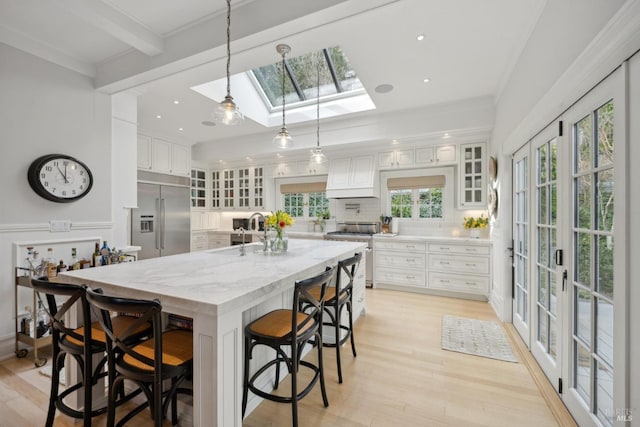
[191,46,375,127]
[251,46,364,109]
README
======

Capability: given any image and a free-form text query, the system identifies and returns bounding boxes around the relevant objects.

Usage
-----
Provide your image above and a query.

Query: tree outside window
[284,192,328,219]
[390,188,443,220]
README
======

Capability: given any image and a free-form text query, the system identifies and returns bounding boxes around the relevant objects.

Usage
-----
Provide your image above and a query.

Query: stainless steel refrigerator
[132,173,191,260]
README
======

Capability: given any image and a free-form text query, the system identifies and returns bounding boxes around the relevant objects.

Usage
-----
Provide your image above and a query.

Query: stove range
[323,222,379,287]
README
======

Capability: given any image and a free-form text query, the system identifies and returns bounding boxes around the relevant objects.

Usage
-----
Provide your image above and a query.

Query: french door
[512,145,530,342]
[512,68,626,427]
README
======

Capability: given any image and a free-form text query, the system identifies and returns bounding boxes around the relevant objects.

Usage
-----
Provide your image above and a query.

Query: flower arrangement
[266,210,294,237]
[463,214,489,229]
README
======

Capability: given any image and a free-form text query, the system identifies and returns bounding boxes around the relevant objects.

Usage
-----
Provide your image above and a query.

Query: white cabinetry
[326,155,377,198]
[352,260,366,321]
[459,142,486,207]
[212,167,264,210]
[379,149,414,168]
[373,237,491,300]
[274,160,328,177]
[427,242,490,297]
[208,232,230,249]
[415,144,457,165]
[137,135,190,176]
[191,231,208,251]
[374,239,427,288]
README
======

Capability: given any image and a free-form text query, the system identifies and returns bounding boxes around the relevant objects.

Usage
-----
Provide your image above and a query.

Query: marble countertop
[58,239,365,316]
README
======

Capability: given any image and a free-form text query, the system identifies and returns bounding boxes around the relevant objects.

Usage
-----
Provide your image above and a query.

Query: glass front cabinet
[459,142,486,208]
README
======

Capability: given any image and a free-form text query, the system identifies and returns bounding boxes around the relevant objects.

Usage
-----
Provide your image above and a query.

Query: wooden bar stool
[242,266,336,427]
[31,277,151,427]
[303,252,362,383]
[86,288,193,427]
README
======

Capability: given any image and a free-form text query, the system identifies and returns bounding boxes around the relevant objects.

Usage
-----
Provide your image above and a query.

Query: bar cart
[15,267,50,367]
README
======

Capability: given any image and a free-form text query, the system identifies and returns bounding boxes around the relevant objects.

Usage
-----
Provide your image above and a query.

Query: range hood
[325,156,379,198]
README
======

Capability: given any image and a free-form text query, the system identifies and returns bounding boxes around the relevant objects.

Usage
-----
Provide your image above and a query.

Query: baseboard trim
[504,324,577,427]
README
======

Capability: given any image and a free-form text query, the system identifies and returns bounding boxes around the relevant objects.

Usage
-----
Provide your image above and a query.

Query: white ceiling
[0,0,547,163]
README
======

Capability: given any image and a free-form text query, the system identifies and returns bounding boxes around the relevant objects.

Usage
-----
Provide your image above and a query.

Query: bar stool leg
[241,336,251,417]
[348,299,357,357]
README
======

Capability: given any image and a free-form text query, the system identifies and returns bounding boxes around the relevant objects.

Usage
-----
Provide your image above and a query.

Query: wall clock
[27,154,93,203]
[488,156,498,182]
[488,185,498,218]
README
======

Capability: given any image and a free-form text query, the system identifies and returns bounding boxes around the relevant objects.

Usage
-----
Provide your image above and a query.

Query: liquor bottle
[57,259,67,273]
[71,248,80,270]
[36,301,49,338]
[45,247,57,278]
[92,242,100,267]
[100,241,110,266]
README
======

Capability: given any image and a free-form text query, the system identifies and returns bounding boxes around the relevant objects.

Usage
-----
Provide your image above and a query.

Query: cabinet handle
[465,263,476,267]
[466,282,476,286]
[439,247,450,251]
[406,275,415,280]
[406,258,415,262]
[440,279,450,283]
[440,261,450,265]
[406,245,415,249]
[465,248,477,252]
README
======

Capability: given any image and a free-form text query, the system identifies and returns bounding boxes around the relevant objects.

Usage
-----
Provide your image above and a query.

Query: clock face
[28,154,93,202]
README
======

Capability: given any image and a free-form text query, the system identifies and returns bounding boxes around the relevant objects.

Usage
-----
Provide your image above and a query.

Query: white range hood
[325,155,379,198]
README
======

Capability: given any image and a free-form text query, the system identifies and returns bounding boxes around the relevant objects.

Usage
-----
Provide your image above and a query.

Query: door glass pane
[550,183,557,225]
[539,228,548,266]
[575,287,591,345]
[538,266,548,309]
[596,170,614,232]
[575,342,591,403]
[597,236,614,299]
[549,274,557,315]
[539,144,547,183]
[596,297,613,366]
[538,307,548,350]
[549,317,557,359]
[576,115,592,173]
[596,362,614,427]
[576,232,592,287]
[550,139,557,181]
[539,186,548,224]
[576,175,592,229]
[596,101,614,167]
[550,228,557,268]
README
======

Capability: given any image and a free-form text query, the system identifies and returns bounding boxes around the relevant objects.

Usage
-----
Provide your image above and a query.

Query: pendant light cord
[225,0,231,97]
[281,52,286,129]
[316,56,321,148]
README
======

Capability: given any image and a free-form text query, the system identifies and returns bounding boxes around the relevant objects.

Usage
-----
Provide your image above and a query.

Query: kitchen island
[58,238,366,426]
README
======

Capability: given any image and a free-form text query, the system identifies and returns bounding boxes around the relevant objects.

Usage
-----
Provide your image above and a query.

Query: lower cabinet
[374,237,491,299]
[352,260,366,321]
[208,232,230,249]
[373,240,427,288]
[191,232,208,251]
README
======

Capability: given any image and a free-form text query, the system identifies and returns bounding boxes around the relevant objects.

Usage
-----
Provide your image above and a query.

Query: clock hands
[56,165,69,183]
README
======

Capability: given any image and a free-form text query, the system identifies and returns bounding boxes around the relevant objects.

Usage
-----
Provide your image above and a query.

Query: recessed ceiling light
[276,153,283,158]
[173,100,180,104]
[392,139,400,145]
[201,120,216,127]
[156,115,162,119]
[423,77,430,83]
[178,127,184,131]
[375,84,394,94]
[417,34,425,41]
[245,156,252,161]
[443,133,451,139]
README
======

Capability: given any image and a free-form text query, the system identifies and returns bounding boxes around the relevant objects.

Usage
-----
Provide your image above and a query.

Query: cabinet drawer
[192,233,207,243]
[428,254,489,274]
[428,243,490,255]
[191,241,207,251]
[375,252,426,269]
[375,240,426,252]
[375,268,426,287]
[428,272,489,294]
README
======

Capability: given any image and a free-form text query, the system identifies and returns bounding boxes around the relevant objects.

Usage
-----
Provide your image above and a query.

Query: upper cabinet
[211,167,264,210]
[273,160,328,177]
[459,142,486,208]
[326,155,377,198]
[137,134,190,177]
[415,144,457,165]
[379,149,414,169]
[190,168,207,208]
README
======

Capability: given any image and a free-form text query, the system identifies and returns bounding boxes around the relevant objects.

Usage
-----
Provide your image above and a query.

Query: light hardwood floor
[0,289,576,426]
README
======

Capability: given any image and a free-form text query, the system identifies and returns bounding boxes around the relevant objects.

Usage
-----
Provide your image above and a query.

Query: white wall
[0,43,113,357]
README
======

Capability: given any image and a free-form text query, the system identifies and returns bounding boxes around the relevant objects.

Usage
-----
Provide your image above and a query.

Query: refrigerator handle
[160,198,166,250]
[155,198,161,250]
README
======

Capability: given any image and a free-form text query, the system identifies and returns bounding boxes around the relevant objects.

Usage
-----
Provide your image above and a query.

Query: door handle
[155,198,160,250]
[160,198,166,250]
[562,269,567,292]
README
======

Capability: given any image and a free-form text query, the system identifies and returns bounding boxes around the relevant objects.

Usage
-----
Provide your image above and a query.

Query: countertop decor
[266,210,294,252]
[463,214,489,238]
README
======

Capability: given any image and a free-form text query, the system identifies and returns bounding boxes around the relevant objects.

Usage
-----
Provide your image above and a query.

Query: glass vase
[270,230,288,253]
[470,229,480,238]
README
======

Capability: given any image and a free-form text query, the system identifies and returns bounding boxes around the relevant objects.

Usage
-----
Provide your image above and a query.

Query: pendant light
[310,56,327,164]
[215,0,243,125]
[273,44,293,148]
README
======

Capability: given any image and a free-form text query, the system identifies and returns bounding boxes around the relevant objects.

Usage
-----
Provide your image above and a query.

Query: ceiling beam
[58,0,164,56]
[0,24,96,77]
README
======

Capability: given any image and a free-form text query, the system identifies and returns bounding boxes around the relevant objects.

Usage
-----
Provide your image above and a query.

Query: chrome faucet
[238,227,246,256]
[248,212,268,251]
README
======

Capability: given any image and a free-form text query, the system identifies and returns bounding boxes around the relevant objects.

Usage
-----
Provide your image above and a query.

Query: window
[382,168,454,222]
[280,180,328,219]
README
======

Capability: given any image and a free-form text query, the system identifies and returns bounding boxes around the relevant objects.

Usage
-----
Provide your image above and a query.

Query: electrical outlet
[49,220,71,232]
